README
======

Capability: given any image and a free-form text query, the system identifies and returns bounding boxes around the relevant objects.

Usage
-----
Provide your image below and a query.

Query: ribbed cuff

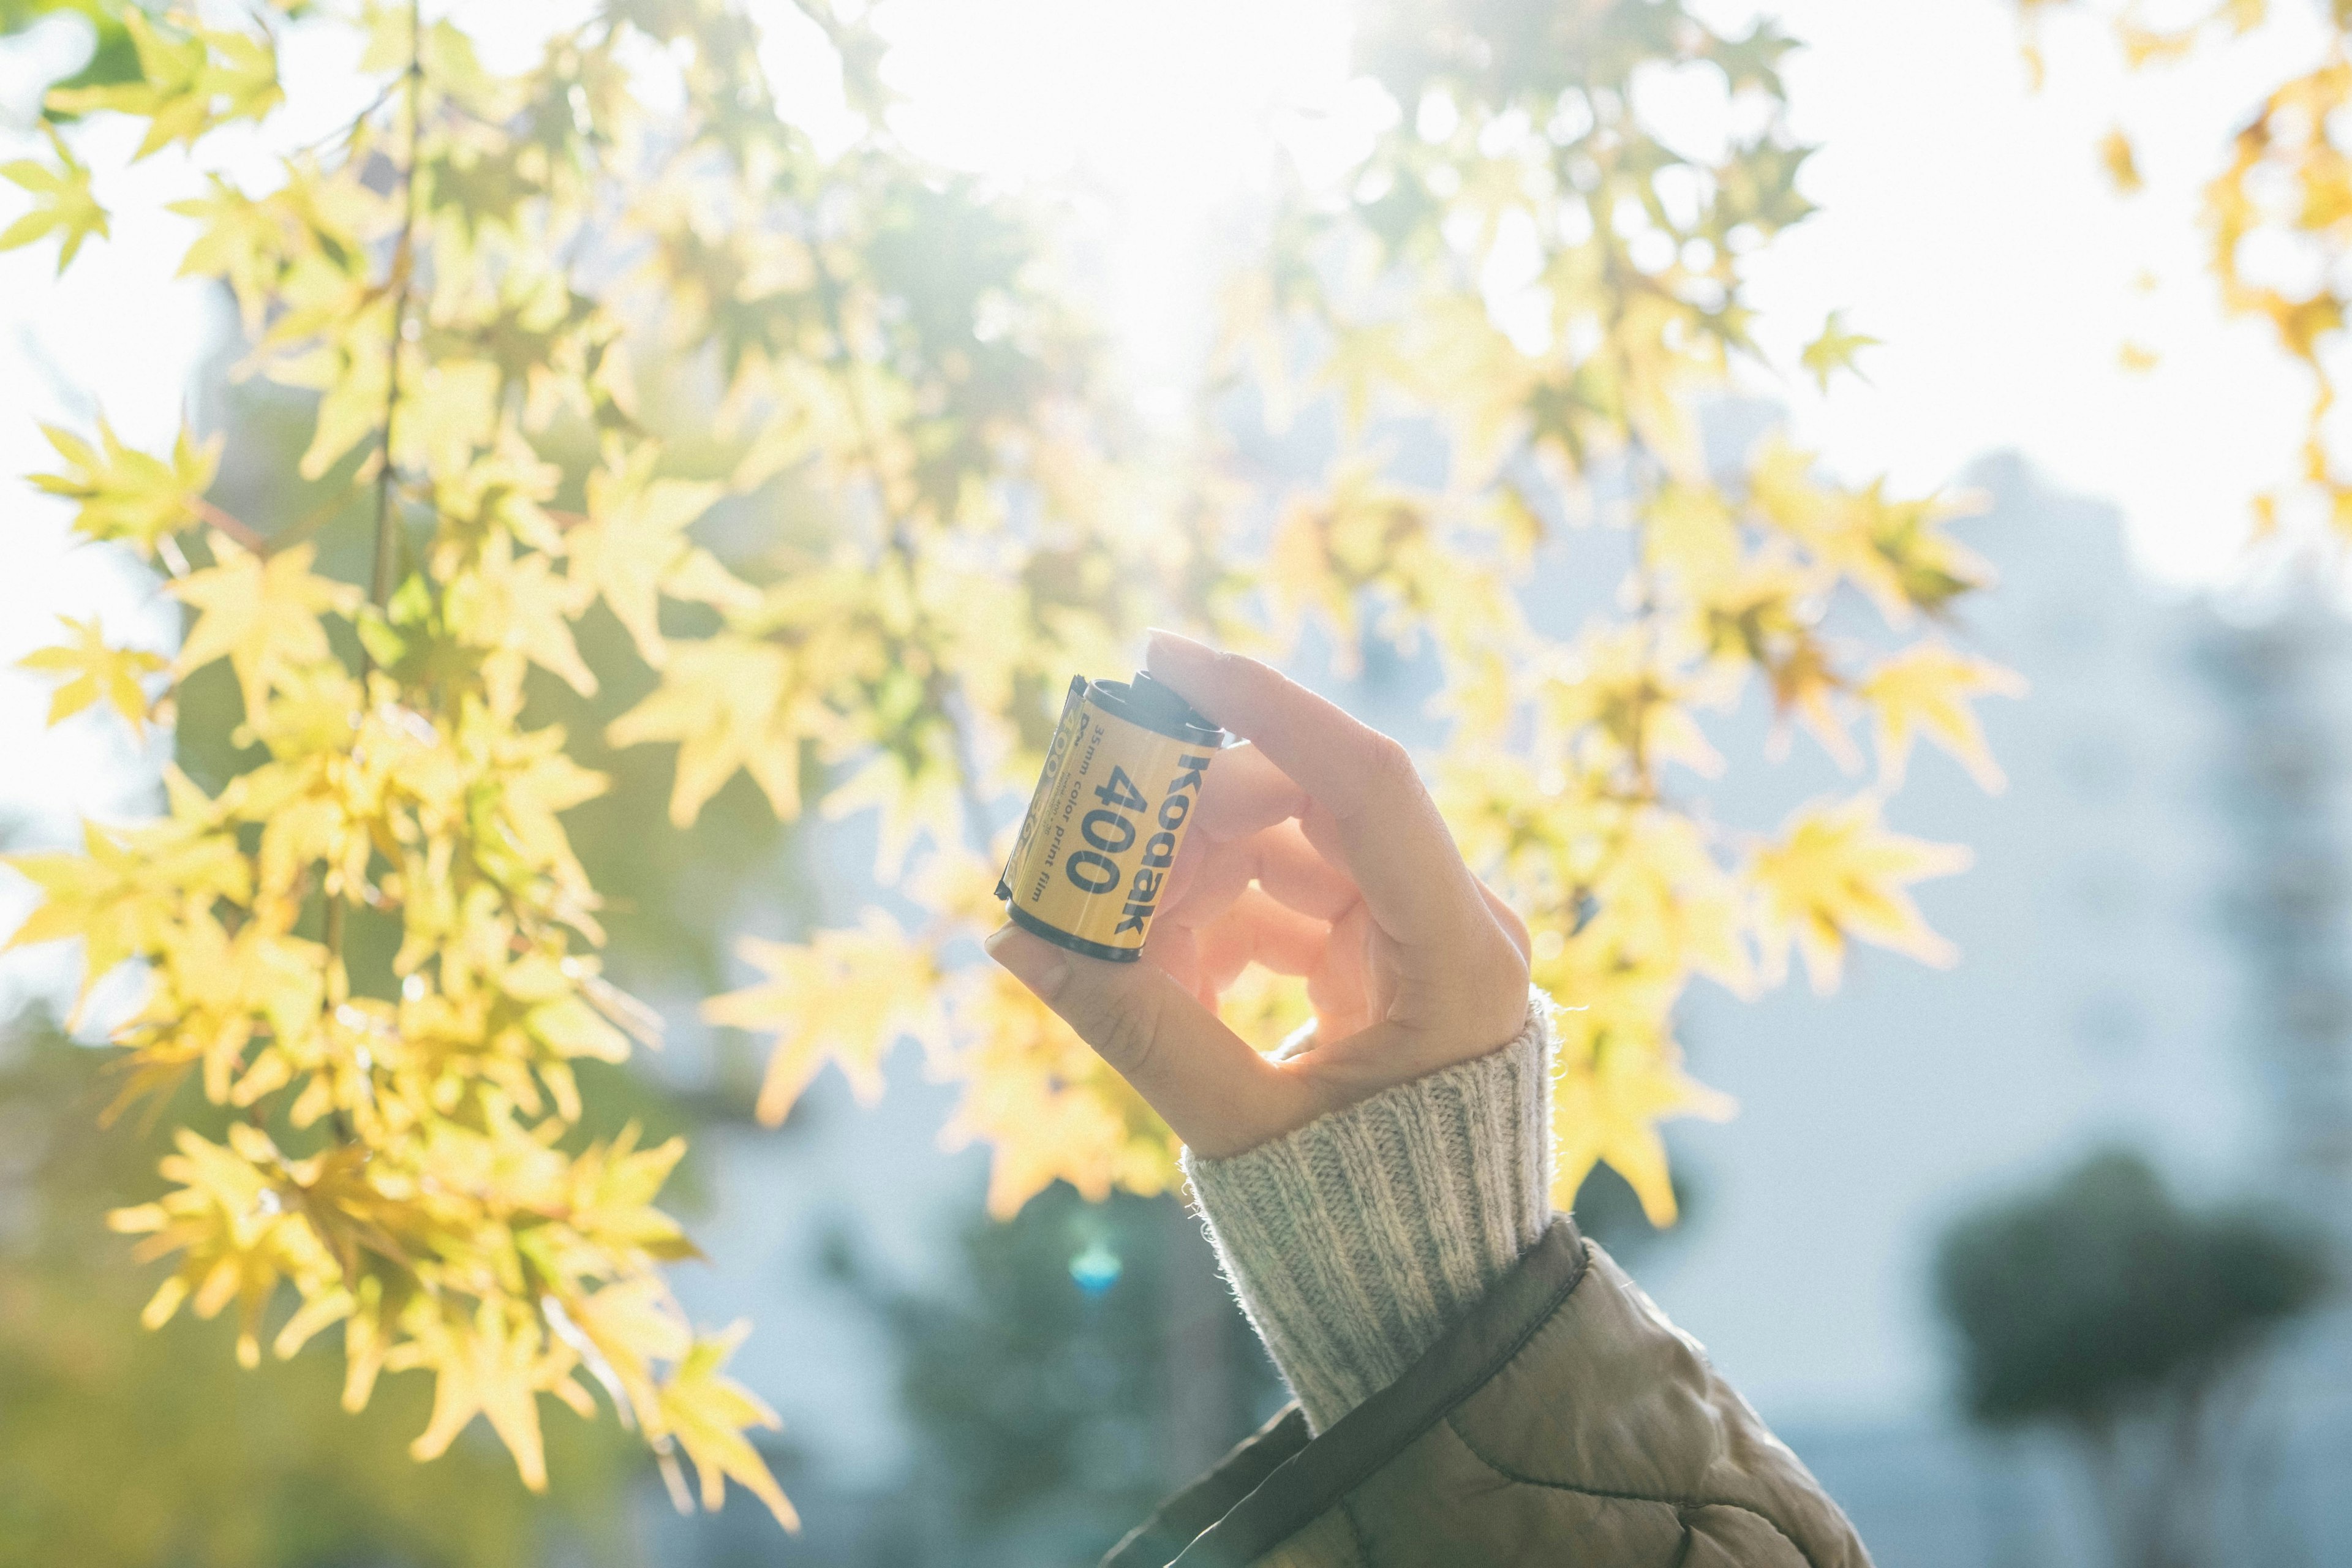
[1180,989,1558,1432]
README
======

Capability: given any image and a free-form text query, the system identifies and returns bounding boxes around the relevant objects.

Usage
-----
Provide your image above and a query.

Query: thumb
[983,924,1320,1159]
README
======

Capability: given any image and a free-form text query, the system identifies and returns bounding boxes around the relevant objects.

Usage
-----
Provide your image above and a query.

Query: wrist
[1181,987,1558,1431]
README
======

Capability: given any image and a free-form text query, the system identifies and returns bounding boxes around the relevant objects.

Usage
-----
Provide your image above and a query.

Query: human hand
[983,630,1533,1159]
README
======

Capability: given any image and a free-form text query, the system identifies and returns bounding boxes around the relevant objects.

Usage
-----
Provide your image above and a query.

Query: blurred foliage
[0,1007,635,1568]
[0,0,2013,1521]
[1229,0,2011,1227]
[1936,1148,2328,1568]
[2019,0,2352,543]
[0,1,138,96]
[828,1187,1280,1565]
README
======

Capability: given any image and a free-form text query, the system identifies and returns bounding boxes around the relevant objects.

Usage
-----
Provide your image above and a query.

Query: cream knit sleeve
[1178,988,1559,1433]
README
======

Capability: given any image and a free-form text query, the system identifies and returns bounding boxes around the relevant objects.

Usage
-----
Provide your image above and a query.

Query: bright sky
[0,0,2332,1001]
[874,0,2335,586]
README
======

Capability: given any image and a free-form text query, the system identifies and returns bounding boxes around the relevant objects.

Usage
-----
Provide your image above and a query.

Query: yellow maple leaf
[29,417,221,556]
[1858,641,2027,790]
[105,1124,338,1369]
[558,1276,690,1434]
[606,633,813,826]
[1552,1028,1735,1227]
[701,909,947,1126]
[1800,309,1880,394]
[0,124,108,270]
[1750,797,1972,993]
[450,531,596,711]
[568,448,753,666]
[172,533,361,717]
[4,769,249,1014]
[393,1302,559,1492]
[1544,628,1727,781]
[15,614,167,733]
[1642,479,1743,590]
[941,970,1179,1218]
[656,1322,798,1530]
[1586,810,1757,997]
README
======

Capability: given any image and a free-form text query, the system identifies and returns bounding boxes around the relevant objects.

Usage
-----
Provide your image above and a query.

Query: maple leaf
[819,731,974,884]
[1858,642,2027,790]
[568,448,753,666]
[172,172,298,331]
[0,125,108,270]
[1641,479,1743,590]
[1750,797,1973,993]
[1551,1030,1735,1226]
[393,1302,559,1491]
[1766,633,1861,771]
[47,11,280,159]
[702,910,947,1126]
[1800,310,1880,394]
[941,970,1180,1218]
[606,633,815,827]
[4,768,249,1014]
[16,615,166,733]
[1587,810,1757,997]
[558,1275,688,1433]
[105,1124,338,1369]
[171,534,361,717]
[657,1323,799,1529]
[449,531,596,710]
[1543,629,1727,782]
[29,417,222,556]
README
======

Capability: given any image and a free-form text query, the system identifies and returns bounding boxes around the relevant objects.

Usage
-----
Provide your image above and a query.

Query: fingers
[1477,880,1531,960]
[1189,742,1308,842]
[1146,630,1488,948]
[983,924,1322,1158]
[1193,886,1329,990]
[1164,818,1359,931]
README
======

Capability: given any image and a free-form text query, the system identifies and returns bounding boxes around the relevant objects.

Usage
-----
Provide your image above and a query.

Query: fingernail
[984,924,1068,998]
[1144,626,1212,675]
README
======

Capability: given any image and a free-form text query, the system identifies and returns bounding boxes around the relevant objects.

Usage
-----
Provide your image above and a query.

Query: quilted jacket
[1103,1219,1872,1567]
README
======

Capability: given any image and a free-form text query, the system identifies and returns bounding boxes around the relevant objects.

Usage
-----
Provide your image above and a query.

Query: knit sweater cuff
[1180,988,1558,1433]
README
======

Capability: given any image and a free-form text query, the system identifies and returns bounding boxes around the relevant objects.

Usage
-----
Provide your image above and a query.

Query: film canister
[995,672,1227,962]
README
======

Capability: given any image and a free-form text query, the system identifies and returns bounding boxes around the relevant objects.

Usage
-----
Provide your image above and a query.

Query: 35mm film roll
[995,673,1226,962]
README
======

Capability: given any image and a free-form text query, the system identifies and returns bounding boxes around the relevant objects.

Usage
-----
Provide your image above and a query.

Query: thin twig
[257,480,366,559]
[188,496,268,553]
[807,224,998,854]
[322,0,424,1147]
[368,0,426,617]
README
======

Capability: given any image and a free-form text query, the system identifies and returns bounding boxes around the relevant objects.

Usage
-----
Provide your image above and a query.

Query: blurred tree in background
[0,0,2014,1538]
[827,1188,1280,1565]
[1935,1148,2329,1568]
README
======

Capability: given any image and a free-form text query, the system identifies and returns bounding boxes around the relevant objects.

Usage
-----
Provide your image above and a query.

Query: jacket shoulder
[1105,1221,1869,1568]
[1429,1245,1866,1567]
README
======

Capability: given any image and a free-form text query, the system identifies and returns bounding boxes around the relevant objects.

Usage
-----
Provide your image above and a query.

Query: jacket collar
[1102,1216,1591,1568]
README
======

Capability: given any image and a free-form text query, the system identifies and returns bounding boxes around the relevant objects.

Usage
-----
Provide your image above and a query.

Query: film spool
[995,672,1226,962]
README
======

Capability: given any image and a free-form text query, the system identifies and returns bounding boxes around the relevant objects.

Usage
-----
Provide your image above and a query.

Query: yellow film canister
[995,672,1227,962]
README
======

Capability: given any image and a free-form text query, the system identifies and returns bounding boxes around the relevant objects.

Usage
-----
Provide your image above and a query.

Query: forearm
[1180,988,1557,1431]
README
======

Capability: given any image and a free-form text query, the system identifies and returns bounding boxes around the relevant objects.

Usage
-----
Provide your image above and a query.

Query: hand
[983,630,1533,1159]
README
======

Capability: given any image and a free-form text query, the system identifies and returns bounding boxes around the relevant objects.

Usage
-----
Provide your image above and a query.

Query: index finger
[1144,629,1487,947]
